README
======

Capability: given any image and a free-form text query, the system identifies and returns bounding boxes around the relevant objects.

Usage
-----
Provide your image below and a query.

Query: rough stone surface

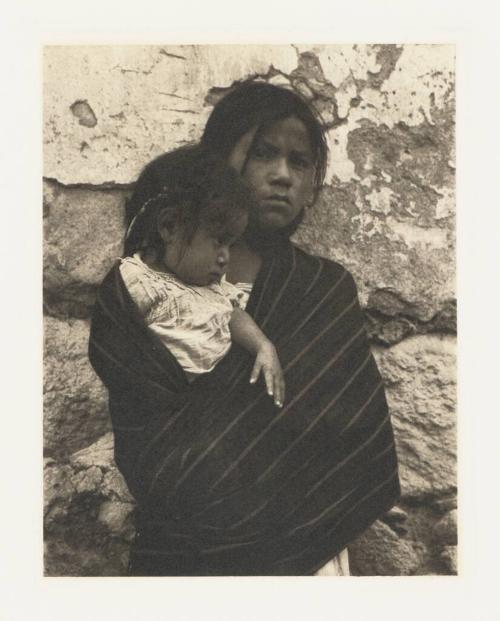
[351,501,457,576]
[349,518,421,576]
[44,538,131,577]
[383,506,409,535]
[43,44,456,576]
[43,179,127,317]
[440,545,458,575]
[433,509,458,546]
[433,494,457,513]
[43,316,110,458]
[44,434,134,577]
[374,335,456,500]
[44,458,76,523]
[98,500,135,535]
[365,300,456,346]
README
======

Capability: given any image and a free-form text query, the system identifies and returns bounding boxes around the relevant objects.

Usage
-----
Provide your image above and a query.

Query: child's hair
[124,144,254,258]
[201,80,328,204]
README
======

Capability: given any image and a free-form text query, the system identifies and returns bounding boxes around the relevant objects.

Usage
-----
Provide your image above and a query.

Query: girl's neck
[225,240,262,285]
[225,228,291,284]
[244,212,300,253]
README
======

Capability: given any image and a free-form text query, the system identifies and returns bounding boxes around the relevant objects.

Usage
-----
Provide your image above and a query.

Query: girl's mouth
[265,194,290,205]
[262,196,292,211]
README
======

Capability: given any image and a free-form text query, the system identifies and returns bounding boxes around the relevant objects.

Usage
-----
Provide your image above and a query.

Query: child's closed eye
[215,232,241,247]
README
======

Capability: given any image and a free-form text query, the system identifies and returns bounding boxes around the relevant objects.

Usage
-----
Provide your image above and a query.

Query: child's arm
[229,307,285,408]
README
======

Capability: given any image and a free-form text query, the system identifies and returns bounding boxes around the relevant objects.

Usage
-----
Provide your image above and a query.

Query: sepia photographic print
[43,44,456,577]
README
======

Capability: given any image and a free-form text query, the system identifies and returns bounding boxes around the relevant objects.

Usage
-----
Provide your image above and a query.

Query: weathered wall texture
[43,44,456,576]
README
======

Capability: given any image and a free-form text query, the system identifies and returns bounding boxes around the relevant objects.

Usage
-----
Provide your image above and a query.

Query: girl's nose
[269,157,292,187]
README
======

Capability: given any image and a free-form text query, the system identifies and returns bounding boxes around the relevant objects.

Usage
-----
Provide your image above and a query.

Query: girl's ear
[157,208,177,243]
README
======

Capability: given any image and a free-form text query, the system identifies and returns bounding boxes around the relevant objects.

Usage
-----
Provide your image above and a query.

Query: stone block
[349,519,421,575]
[70,432,115,469]
[44,459,75,523]
[43,180,126,306]
[43,316,110,458]
[373,335,456,499]
[44,434,135,576]
[440,545,458,575]
[433,509,458,546]
[98,500,135,537]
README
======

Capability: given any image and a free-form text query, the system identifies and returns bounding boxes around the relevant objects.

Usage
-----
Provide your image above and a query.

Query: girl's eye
[252,143,275,160]
[290,154,312,170]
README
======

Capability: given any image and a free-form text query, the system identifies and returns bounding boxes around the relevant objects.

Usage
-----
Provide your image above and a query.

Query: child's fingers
[250,356,285,407]
[264,367,274,397]
[274,372,285,408]
[250,359,262,384]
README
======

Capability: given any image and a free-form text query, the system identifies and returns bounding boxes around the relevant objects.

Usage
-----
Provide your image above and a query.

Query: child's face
[241,116,314,231]
[163,211,248,286]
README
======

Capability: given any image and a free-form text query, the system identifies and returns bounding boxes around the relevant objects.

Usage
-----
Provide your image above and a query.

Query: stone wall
[43,44,456,576]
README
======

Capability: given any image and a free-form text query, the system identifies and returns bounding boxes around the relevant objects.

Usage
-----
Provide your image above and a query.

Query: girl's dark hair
[201,80,328,204]
[124,144,253,258]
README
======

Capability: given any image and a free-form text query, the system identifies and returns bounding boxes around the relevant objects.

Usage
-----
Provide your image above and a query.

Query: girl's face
[241,116,315,231]
[162,211,248,286]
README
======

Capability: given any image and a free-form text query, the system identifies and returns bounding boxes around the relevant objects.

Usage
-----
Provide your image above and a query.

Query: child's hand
[249,341,285,408]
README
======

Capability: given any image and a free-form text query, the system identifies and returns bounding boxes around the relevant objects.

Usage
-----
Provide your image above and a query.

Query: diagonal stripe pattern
[89,239,400,575]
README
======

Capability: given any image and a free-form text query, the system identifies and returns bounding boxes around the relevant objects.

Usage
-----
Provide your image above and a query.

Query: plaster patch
[363,153,374,172]
[434,187,455,220]
[394,252,409,263]
[365,187,396,215]
[307,44,381,87]
[325,125,357,183]
[386,218,448,249]
[405,201,418,218]
[44,45,298,185]
[360,174,377,188]
[351,212,384,240]
[355,194,364,210]
[335,81,358,119]
[350,45,454,128]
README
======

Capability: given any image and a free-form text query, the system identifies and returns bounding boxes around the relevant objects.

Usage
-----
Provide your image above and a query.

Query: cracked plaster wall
[43,44,456,576]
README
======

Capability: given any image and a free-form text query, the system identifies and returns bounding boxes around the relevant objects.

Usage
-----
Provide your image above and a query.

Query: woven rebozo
[89,240,400,575]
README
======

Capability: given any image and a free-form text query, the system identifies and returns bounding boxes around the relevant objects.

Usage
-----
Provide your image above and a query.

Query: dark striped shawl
[88,241,400,575]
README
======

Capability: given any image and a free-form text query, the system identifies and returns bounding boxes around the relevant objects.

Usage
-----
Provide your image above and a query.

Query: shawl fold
[89,241,400,575]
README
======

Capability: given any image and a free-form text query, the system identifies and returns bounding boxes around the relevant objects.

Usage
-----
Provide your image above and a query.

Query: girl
[90,81,399,576]
[120,145,284,406]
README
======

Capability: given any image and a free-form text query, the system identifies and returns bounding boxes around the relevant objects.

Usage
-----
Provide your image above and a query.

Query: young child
[120,145,285,407]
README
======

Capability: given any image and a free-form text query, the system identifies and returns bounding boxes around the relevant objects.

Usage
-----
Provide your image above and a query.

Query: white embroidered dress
[119,253,251,379]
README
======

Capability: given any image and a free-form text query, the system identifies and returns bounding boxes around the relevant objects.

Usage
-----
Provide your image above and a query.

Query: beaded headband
[124,190,171,242]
